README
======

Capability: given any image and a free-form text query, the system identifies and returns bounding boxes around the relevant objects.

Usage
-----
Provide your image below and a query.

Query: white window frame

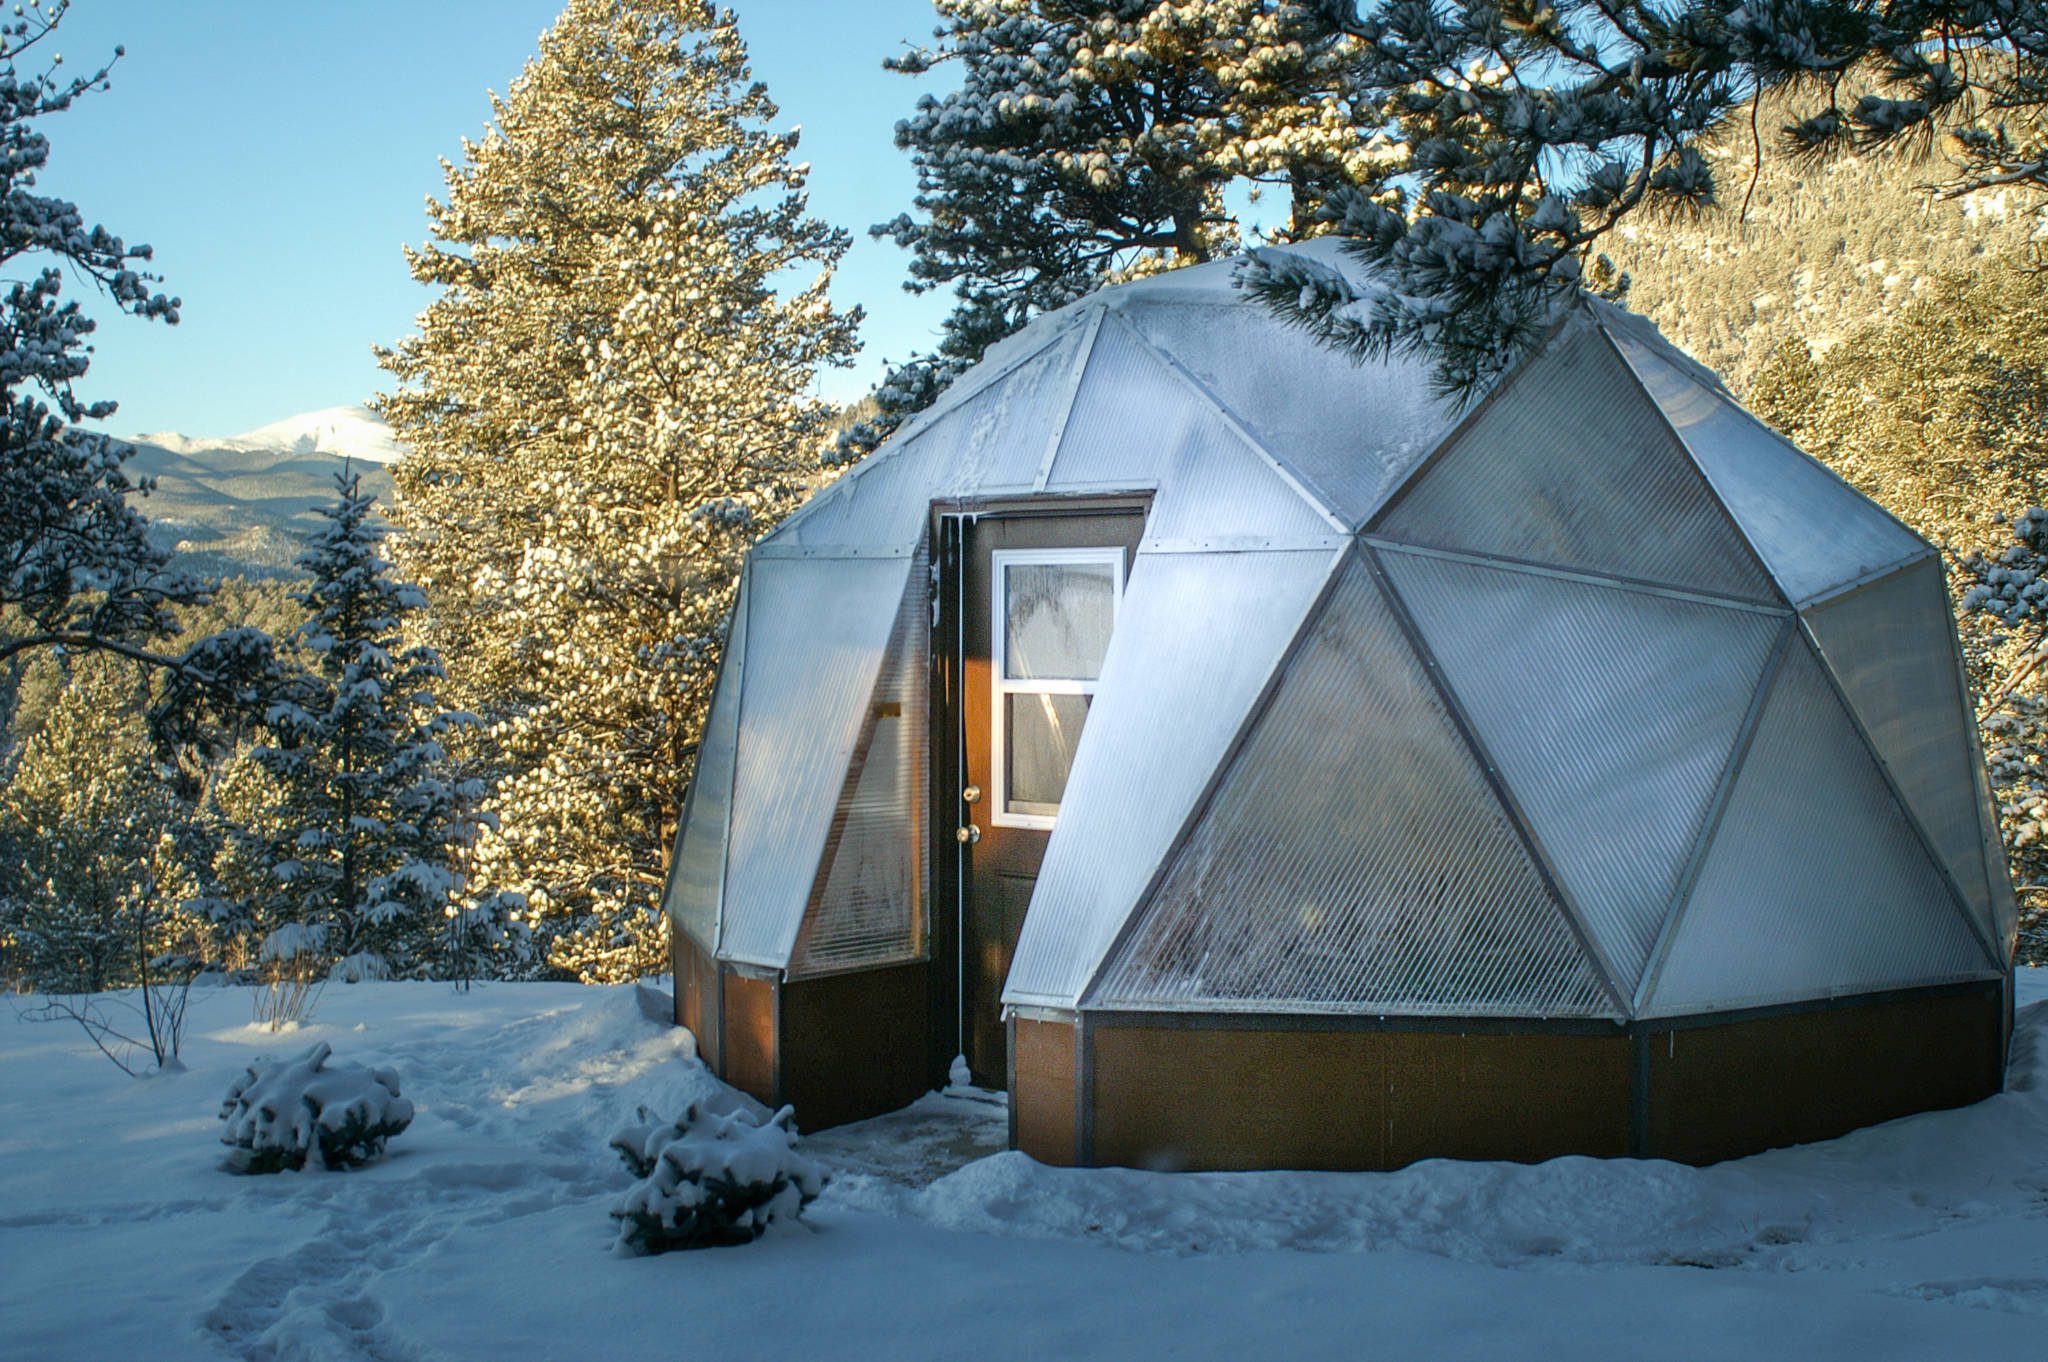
[989,546,1125,830]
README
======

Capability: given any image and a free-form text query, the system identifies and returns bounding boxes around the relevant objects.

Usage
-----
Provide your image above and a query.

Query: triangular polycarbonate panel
[1966,717,2020,954]
[1043,316,1183,490]
[1087,554,1616,1018]
[1381,549,1783,992]
[778,441,938,553]
[1003,546,1344,1009]
[663,578,747,952]
[1144,407,1339,546]
[1803,557,1998,948]
[718,553,916,967]
[1644,641,1994,1016]
[789,548,930,977]
[1374,319,1775,601]
[1608,325,1928,605]
[1119,298,1456,526]
[929,320,1088,497]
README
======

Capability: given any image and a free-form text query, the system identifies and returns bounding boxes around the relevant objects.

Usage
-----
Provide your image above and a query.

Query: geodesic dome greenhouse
[664,241,2014,1170]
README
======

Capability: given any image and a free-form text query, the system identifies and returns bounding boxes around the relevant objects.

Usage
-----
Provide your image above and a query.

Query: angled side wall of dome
[1377,547,1787,993]
[1086,548,1620,1018]
[789,545,930,977]
[717,552,913,967]
[1803,556,2013,956]
[1641,639,2000,1016]
[664,573,748,953]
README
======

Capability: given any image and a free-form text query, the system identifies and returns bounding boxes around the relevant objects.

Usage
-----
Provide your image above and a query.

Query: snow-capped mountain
[120,407,401,578]
[134,404,406,467]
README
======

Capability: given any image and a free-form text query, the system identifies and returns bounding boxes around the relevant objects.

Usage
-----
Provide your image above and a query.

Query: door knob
[955,823,981,845]
[962,784,982,804]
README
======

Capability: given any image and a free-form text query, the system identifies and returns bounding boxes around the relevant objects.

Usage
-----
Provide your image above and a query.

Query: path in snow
[805,1087,1009,1189]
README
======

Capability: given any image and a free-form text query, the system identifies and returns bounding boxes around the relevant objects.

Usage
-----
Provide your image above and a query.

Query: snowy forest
[4,0,2047,1021]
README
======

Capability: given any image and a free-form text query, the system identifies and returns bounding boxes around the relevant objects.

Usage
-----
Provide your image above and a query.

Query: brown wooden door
[946,507,1145,1087]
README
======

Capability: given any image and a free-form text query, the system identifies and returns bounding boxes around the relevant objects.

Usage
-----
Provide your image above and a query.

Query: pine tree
[0,5,191,669]
[0,3,286,743]
[1245,1,2048,391]
[255,472,477,978]
[0,656,188,991]
[849,0,1394,457]
[376,0,858,982]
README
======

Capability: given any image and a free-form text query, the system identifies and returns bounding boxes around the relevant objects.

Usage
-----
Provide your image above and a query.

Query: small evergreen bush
[218,1041,414,1173]
[608,1102,824,1253]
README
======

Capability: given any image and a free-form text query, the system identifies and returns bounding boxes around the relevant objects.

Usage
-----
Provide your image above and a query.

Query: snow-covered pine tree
[1244,0,2048,392]
[0,655,190,992]
[376,0,858,983]
[0,3,285,733]
[848,0,1395,458]
[256,472,480,979]
[0,5,192,670]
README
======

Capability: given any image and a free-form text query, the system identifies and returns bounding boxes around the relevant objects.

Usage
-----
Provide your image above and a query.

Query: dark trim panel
[780,962,931,1132]
[1012,1014,1078,1166]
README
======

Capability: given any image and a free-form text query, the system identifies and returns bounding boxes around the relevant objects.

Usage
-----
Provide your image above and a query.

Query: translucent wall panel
[777,323,1085,551]
[1144,410,1338,544]
[1608,326,1927,605]
[1974,739,2022,953]
[664,578,748,952]
[1644,641,1994,1016]
[1382,549,1783,991]
[1376,319,1774,601]
[1590,300,1729,395]
[1044,318,1179,490]
[1804,556,1998,948]
[1004,546,1344,1008]
[1118,303,1456,526]
[1089,555,1615,1017]
[789,548,929,975]
[779,444,936,553]
[719,553,916,967]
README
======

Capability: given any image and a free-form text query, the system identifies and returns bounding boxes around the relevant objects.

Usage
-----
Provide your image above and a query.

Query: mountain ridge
[121,409,400,579]
[134,403,406,468]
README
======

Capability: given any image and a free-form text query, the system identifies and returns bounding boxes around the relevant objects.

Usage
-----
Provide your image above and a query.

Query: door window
[989,548,1123,828]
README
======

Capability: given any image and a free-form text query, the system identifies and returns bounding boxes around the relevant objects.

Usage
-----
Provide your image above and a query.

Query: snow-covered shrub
[218,1042,414,1173]
[253,922,327,1032]
[608,1102,824,1253]
[328,951,390,984]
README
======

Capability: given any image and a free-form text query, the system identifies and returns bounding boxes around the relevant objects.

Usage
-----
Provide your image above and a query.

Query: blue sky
[47,1,954,437]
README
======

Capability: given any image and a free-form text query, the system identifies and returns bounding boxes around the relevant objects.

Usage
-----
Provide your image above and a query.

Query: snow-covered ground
[3,973,2045,1360]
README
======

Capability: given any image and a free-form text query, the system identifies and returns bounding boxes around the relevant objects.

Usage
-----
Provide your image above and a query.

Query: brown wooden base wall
[671,931,932,1134]
[1012,980,2008,1171]
[673,930,2007,1165]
